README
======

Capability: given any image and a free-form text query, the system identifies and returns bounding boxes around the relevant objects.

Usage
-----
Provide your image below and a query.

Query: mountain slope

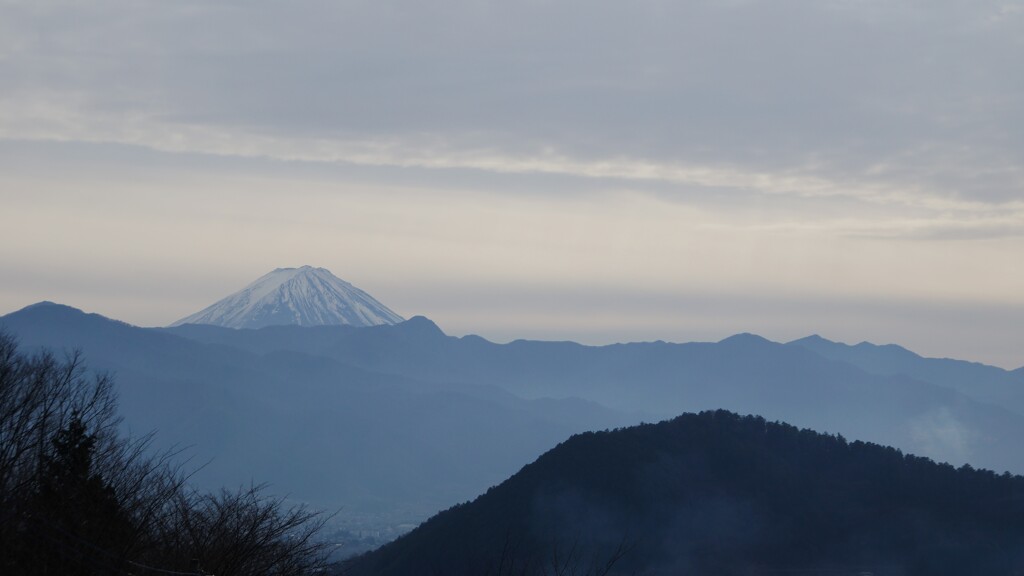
[172,266,403,328]
[350,411,1024,576]
[11,302,1024,532]
[165,321,1024,474]
[787,334,1024,410]
[0,302,628,521]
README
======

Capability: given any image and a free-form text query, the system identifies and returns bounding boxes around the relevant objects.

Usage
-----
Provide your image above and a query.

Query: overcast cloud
[1,1,1022,367]
[3,1,1022,200]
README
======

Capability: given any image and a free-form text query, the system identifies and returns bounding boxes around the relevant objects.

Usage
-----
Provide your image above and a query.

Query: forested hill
[349,411,1024,576]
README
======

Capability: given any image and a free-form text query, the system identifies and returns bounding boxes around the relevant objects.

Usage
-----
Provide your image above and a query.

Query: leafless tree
[0,331,330,576]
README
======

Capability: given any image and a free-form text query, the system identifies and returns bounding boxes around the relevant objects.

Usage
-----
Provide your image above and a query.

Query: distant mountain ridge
[6,301,1024,531]
[160,313,1024,475]
[171,266,403,329]
[787,334,1024,409]
[0,302,625,520]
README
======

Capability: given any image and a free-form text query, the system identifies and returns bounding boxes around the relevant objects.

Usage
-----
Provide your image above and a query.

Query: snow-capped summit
[171,266,404,329]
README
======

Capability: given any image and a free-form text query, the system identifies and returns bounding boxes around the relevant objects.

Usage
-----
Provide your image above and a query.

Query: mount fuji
[171,266,404,329]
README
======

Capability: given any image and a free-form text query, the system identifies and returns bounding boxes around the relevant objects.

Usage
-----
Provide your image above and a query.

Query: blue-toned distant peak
[788,334,920,360]
[718,332,773,346]
[8,301,93,319]
[787,334,831,346]
[19,300,73,312]
[392,315,446,337]
[1,301,142,342]
[170,266,404,329]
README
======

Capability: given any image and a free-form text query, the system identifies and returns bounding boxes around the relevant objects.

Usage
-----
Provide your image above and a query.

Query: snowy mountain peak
[171,267,404,329]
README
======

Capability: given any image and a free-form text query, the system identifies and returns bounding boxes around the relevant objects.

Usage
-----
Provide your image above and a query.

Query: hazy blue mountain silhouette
[0,302,628,519]
[167,319,1024,474]
[788,334,1024,413]
[350,411,1024,576]
[7,301,1024,524]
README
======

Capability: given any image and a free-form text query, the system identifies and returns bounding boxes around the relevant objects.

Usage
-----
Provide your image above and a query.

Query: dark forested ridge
[349,411,1024,576]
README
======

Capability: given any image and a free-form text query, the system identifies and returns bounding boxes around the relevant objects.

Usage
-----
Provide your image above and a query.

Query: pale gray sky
[1,1,1022,367]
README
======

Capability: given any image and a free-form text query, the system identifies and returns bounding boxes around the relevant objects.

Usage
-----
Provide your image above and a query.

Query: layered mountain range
[2,269,1024,530]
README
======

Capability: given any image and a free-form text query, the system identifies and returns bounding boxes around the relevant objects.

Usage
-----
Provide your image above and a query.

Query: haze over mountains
[1,301,623,522]
[787,334,1024,409]
[6,0,1022,571]
[3,268,1024,533]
